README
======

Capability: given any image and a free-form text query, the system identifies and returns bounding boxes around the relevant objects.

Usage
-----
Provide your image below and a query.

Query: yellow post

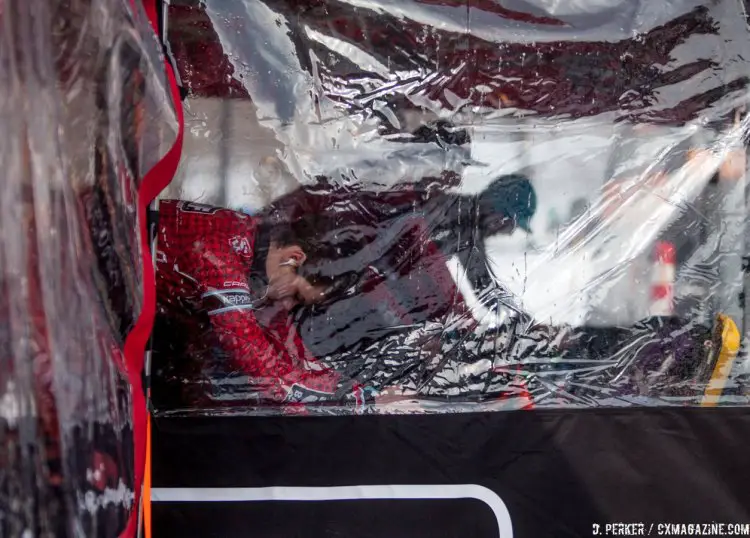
[701,315,741,407]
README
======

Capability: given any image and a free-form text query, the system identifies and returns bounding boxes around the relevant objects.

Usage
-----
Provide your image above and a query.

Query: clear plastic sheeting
[152,0,750,416]
[0,0,177,536]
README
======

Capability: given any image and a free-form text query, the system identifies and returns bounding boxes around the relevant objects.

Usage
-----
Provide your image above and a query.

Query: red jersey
[154,200,342,406]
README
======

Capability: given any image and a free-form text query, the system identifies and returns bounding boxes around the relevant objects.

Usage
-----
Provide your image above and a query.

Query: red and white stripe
[650,241,676,317]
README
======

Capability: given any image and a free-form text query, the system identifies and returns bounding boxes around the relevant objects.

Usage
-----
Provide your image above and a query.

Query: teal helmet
[478,174,537,233]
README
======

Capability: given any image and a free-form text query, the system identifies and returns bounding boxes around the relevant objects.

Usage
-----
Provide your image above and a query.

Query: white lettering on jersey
[177,201,222,215]
[223,280,250,290]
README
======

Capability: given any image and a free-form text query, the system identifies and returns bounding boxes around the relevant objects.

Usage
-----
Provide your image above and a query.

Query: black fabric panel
[152,408,750,537]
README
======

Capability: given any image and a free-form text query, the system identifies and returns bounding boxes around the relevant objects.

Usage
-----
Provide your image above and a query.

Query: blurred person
[596,115,745,322]
[151,199,358,409]
[268,173,722,406]
[271,172,537,302]
[151,173,537,409]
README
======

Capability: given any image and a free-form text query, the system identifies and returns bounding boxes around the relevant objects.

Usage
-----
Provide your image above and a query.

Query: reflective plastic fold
[152,0,750,416]
[0,0,177,535]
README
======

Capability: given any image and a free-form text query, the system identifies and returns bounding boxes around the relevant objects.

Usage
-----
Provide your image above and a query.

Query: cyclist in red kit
[152,199,356,410]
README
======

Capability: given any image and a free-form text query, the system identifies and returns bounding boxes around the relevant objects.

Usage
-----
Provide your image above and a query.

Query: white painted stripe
[651,265,675,283]
[151,484,512,537]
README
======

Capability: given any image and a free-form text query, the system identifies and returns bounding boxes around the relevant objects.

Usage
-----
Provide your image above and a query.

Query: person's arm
[189,246,288,388]
[401,171,462,193]
[376,171,462,208]
[453,239,527,329]
[183,223,339,401]
[199,267,340,399]
[456,242,496,298]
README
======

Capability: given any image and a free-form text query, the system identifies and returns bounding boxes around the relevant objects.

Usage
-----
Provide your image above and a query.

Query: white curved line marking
[151,484,512,537]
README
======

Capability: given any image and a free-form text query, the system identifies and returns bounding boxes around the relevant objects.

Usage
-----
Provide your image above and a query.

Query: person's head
[262,213,331,310]
[477,174,537,236]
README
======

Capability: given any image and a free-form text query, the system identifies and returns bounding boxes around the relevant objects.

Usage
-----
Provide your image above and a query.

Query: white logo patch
[229,236,252,257]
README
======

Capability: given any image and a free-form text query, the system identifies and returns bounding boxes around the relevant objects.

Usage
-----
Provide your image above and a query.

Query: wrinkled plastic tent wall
[152,0,750,415]
[0,0,177,535]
